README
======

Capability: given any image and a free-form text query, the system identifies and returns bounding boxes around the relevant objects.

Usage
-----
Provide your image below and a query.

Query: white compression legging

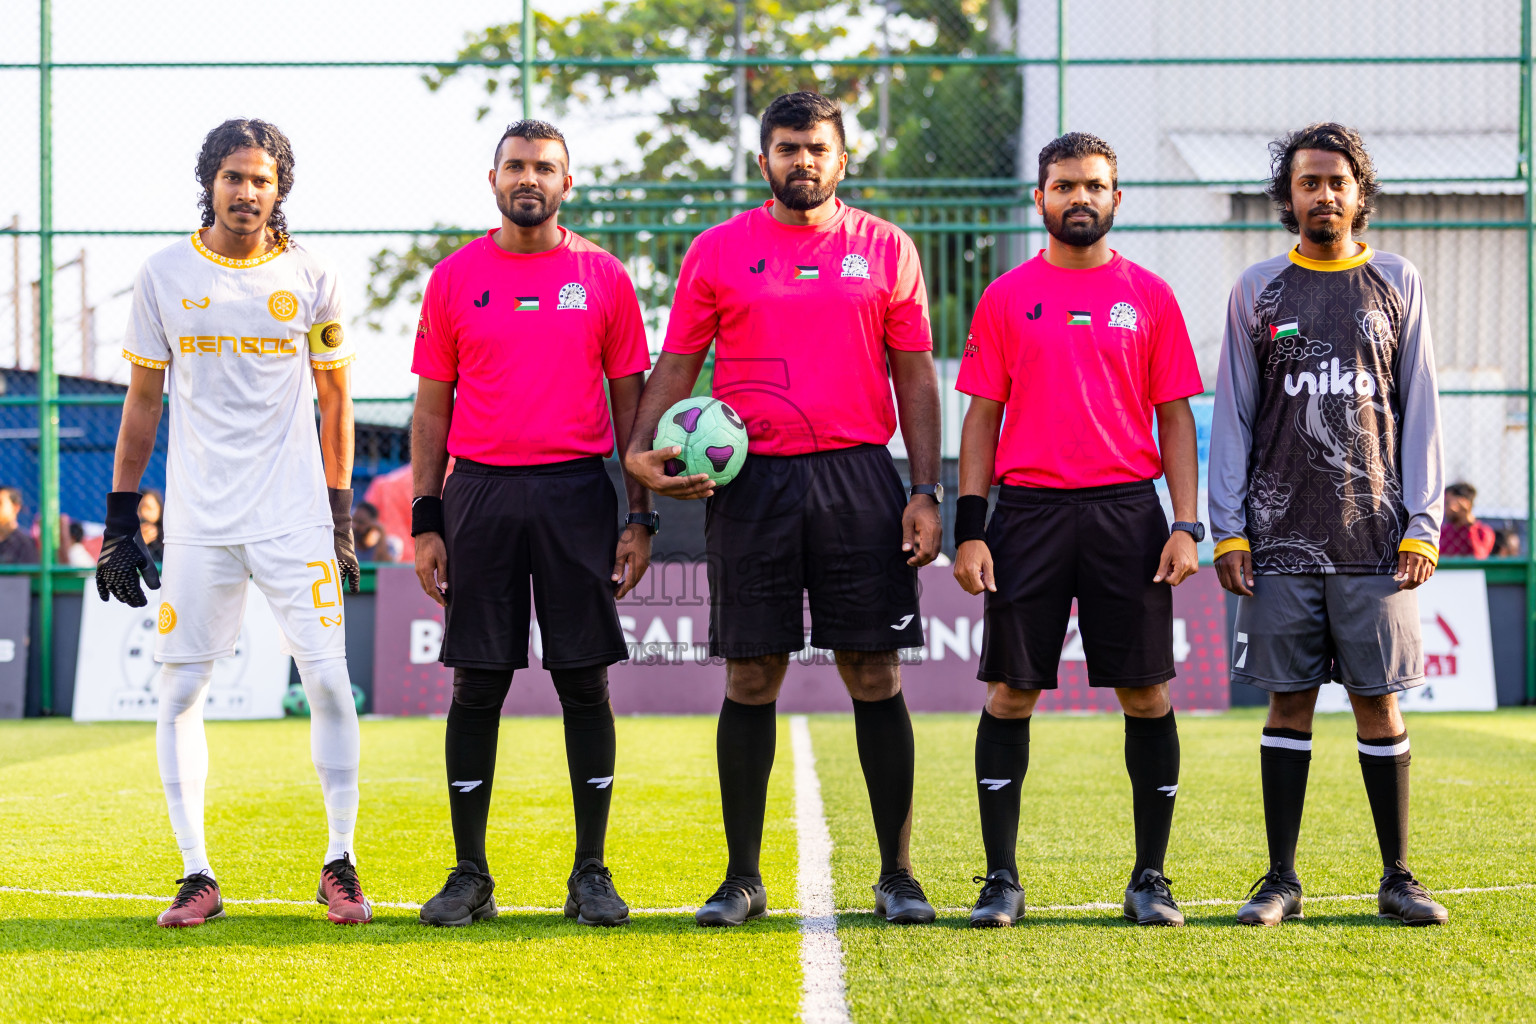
[155,655,361,876]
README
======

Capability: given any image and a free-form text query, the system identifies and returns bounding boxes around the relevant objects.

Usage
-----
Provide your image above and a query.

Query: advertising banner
[0,576,29,718]
[72,578,292,721]
[1314,568,1497,713]
[373,563,1229,715]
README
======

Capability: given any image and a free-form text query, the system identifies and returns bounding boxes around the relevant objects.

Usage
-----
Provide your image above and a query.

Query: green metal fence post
[1056,0,1067,134]
[37,0,57,715]
[1518,0,1534,701]
[521,0,534,121]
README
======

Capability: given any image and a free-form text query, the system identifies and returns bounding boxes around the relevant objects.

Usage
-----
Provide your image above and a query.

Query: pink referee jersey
[412,229,651,465]
[956,251,1203,488]
[663,200,931,456]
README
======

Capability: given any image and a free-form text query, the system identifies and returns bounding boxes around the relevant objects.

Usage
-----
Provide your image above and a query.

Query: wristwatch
[624,511,661,535]
[910,483,944,503]
[1171,521,1206,542]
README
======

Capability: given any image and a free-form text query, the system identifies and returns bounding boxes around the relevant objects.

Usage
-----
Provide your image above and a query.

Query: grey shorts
[1231,574,1424,697]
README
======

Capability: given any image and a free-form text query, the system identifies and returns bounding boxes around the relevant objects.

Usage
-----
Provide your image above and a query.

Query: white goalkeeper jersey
[122,232,356,546]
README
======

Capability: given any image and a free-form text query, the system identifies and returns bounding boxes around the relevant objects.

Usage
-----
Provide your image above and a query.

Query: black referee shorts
[978,479,1174,689]
[440,456,627,671]
[706,443,923,658]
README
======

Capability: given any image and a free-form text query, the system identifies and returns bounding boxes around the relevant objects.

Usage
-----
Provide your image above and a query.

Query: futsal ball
[653,396,749,485]
[282,682,309,717]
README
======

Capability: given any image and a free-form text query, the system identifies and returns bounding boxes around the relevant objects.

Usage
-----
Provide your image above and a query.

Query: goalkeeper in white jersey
[102,119,371,927]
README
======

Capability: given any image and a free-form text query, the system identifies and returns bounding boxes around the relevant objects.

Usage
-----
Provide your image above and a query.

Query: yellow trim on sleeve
[1213,537,1251,559]
[1398,538,1439,566]
[190,230,288,269]
[122,348,169,370]
[310,352,356,372]
[1287,244,1373,272]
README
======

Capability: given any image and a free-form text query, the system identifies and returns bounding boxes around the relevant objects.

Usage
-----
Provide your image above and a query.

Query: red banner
[372,564,1229,715]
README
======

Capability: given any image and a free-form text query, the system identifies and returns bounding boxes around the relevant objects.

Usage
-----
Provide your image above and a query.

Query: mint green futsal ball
[653,396,749,485]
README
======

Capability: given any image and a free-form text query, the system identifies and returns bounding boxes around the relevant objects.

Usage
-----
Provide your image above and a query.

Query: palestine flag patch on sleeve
[1270,319,1299,340]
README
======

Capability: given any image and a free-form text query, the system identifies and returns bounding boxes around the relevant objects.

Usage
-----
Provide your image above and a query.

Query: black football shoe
[420,860,498,927]
[695,875,767,927]
[1236,870,1303,926]
[873,869,937,925]
[1123,868,1184,926]
[969,870,1026,928]
[1378,870,1448,926]
[564,859,630,927]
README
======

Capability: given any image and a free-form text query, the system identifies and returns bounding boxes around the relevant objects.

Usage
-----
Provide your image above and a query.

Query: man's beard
[220,202,269,236]
[1044,205,1113,247]
[769,169,837,211]
[1301,205,1352,246]
[497,186,561,227]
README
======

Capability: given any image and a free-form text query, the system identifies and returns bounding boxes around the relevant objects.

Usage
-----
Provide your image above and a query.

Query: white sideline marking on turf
[4,883,1531,917]
[791,715,853,1024]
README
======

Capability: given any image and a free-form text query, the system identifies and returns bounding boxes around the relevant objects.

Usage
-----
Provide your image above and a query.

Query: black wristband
[954,494,989,545]
[327,487,354,518]
[411,495,446,537]
[104,491,142,538]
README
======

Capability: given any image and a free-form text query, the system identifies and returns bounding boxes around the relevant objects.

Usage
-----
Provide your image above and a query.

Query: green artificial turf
[812,708,1536,1023]
[0,709,1532,1022]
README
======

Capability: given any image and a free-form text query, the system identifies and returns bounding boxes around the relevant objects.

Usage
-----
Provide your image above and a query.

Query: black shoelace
[707,875,760,905]
[169,873,218,909]
[879,871,929,902]
[439,865,488,902]
[1132,871,1177,906]
[324,856,365,902]
[1382,871,1432,900]
[575,865,618,900]
[1245,870,1301,900]
[972,874,1022,907]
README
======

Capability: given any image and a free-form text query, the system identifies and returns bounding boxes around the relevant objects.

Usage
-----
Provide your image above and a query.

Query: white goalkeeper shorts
[154,524,347,663]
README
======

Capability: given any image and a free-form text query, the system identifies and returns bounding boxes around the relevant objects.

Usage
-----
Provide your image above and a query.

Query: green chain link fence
[3,0,1534,711]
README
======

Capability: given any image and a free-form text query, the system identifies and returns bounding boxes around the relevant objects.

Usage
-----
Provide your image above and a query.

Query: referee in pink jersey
[954,133,1204,929]
[626,92,944,927]
[409,121,654,929]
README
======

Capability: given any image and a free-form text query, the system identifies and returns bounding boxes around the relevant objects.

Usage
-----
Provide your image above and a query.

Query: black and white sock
[552,666,616,870]
[1259,727,1312,880]
[717,697,777,881]
[975,709,1029,883]
[1358,731,1412,875]
[444,668,513,873]
[853,692,915,877]
[1124,709,1180,883]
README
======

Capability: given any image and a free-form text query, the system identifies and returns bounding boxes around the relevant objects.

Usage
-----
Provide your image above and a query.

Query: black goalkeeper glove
[329,487,360,595]
[96,491,161,607]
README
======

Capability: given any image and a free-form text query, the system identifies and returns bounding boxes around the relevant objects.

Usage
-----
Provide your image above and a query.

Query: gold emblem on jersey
[268,290,300,322]
[157,602,177,634]
[181,297,211,310]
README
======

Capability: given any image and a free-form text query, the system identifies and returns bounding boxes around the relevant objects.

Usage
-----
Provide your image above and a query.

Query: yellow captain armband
[1398,538,1439,566]
[1213,537,1251,560]
[308,320,345,356]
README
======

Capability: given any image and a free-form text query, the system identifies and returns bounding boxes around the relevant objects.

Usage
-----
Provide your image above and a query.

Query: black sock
[552,666,616,870]
[975,709,1029,883]
[1124,709,1180,883]
[717,697,777,880]
[444,668,513,873]
[1358,732,1412,875]
[1260,727,1312,879]
[853,692,916,877]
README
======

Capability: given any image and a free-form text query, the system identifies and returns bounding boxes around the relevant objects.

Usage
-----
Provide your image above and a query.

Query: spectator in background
[65,520,96,567]
[0,486,39,564]
[1439,482,1494,559]
[138,488,165,561]
[352,501,399,563]
[1493,529,1521,559]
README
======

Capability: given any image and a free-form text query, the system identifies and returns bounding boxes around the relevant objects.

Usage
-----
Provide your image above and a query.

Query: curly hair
[760,91,846,155]
[1265,122,1379,234]
[195,119,295,245]
[1037,132,1118,191]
